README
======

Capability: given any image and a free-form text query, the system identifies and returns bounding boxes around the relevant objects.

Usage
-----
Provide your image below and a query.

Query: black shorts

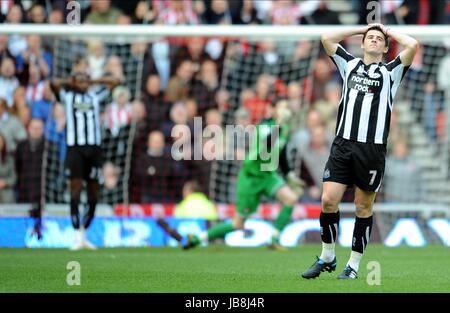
[65,146,103,181]
[323,136,386,192]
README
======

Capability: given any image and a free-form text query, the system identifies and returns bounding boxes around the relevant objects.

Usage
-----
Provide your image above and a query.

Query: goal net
[1,25,450,211]
[43,37,145,206]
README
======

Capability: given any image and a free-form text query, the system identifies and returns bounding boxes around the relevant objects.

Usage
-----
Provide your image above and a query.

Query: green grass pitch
[1,245,448,292]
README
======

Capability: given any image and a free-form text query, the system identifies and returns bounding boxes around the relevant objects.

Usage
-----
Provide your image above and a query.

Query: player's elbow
[321,34,329,44]
[406,39,419,52]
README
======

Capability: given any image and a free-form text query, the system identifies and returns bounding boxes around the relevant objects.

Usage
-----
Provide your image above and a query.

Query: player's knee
[354,200,373,216]
[283,193,297,207]
[232,217,245,229]
[321,193,338,213]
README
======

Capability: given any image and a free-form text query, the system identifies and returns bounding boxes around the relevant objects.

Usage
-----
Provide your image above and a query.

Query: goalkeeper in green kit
[182,99,304,251]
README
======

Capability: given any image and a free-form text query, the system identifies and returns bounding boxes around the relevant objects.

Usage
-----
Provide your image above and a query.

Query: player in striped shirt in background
[50,71,120,250]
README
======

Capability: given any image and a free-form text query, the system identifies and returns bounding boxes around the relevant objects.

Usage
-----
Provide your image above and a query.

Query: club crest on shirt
[323,168,330,179]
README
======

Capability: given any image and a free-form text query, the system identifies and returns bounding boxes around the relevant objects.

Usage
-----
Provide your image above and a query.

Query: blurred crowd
[1,0,449,206]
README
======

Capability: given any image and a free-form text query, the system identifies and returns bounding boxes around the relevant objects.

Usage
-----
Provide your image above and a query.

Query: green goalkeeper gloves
[286,171,305,198]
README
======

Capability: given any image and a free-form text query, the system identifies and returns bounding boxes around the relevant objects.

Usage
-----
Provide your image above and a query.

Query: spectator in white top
[16,35,52,78]
[0,98,27,153]
[0,57,19,107]
[6,5,27,57]
[25,64,46,105]
[104,86,132,137]
[87,41,106,80]
[157,0,199,25]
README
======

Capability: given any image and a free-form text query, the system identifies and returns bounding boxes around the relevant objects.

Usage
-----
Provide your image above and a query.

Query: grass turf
[1,245,448,292]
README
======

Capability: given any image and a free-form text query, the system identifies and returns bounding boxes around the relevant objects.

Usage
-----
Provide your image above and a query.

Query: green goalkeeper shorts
[236,169,286,217]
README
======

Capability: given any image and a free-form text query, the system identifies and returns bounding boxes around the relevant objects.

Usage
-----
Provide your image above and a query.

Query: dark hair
[184,180,203,194]
[0,98,7,109]
[362,26,389,48]
[0,133,7,163]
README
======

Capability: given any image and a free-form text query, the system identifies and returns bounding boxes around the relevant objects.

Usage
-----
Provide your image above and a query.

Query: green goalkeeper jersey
[243,118,290,176]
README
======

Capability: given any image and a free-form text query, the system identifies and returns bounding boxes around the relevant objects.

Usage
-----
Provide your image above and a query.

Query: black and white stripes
[330,44,409,144]
[352,215,373,254]
[59,87,109,147]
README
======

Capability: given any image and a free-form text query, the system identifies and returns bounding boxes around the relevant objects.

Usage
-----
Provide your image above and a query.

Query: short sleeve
[329,44,356,79]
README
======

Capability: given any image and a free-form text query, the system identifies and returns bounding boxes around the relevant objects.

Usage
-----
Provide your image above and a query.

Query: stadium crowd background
[1,0,450,209]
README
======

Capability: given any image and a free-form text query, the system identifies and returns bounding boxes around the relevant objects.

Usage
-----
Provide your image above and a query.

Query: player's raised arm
[49,76,74,95]
[321,25,368,56]
[90,76,122,91]
[385,28,418,66]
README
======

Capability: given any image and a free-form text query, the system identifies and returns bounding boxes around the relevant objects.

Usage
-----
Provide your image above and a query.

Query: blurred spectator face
[88,41,105,58]
[255,75,270,99]
[240,88,255,105]
[325,82,341,104]
[131,100,146,120]
[170,102,188,124]
[216,89,230,112]
[1,58,16,78]
[29,65,41,85]
[96,0,112,13]
[216,89,229,103]
[314,58,332,81]
[186,99,198,120]
[201,60,218,86]
[187,37,204,58]
[0,133,5,152]
[73,57,89,74]
[288,82,301,100]
[0,35,8,51]
[212,0,228,14]
[30,5,46,23]
[131,41,147,57]
[147,130,165,152]
[306,110,323,130]
[170,0,184,12]
[273,99,291,121]
[13,87,27,107]
[310,126,326,148]
[105,55,124,80]
[0,99,7,115]
[7,5,22,23]
[424,82,435,93]
[145,75,160,95]
[118,15,131,25]
[294,41,312,60]
[235,108,251,127]
[49,9,64,24]
[205,109,222,126]
[243,0,254,11]
[103,162,119,190]
[393,141,408,160]
[135,1,149,20]
[113,87,130,106]
[18,105,31,127]
[117,93,128,106]
[27,35,42,54]
[28,119,44,140]
[43,81,54,101]
[260,40,276,53]
[176,60,194,82]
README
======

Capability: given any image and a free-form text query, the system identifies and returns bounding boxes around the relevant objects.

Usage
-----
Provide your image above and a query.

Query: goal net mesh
[27,29,450,209]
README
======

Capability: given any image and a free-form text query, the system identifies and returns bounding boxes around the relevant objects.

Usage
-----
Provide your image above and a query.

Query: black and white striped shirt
[330,44,409,144]
[59,87,109,147]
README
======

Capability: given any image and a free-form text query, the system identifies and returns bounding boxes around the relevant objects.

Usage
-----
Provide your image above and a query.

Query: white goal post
[1,24,450,41]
